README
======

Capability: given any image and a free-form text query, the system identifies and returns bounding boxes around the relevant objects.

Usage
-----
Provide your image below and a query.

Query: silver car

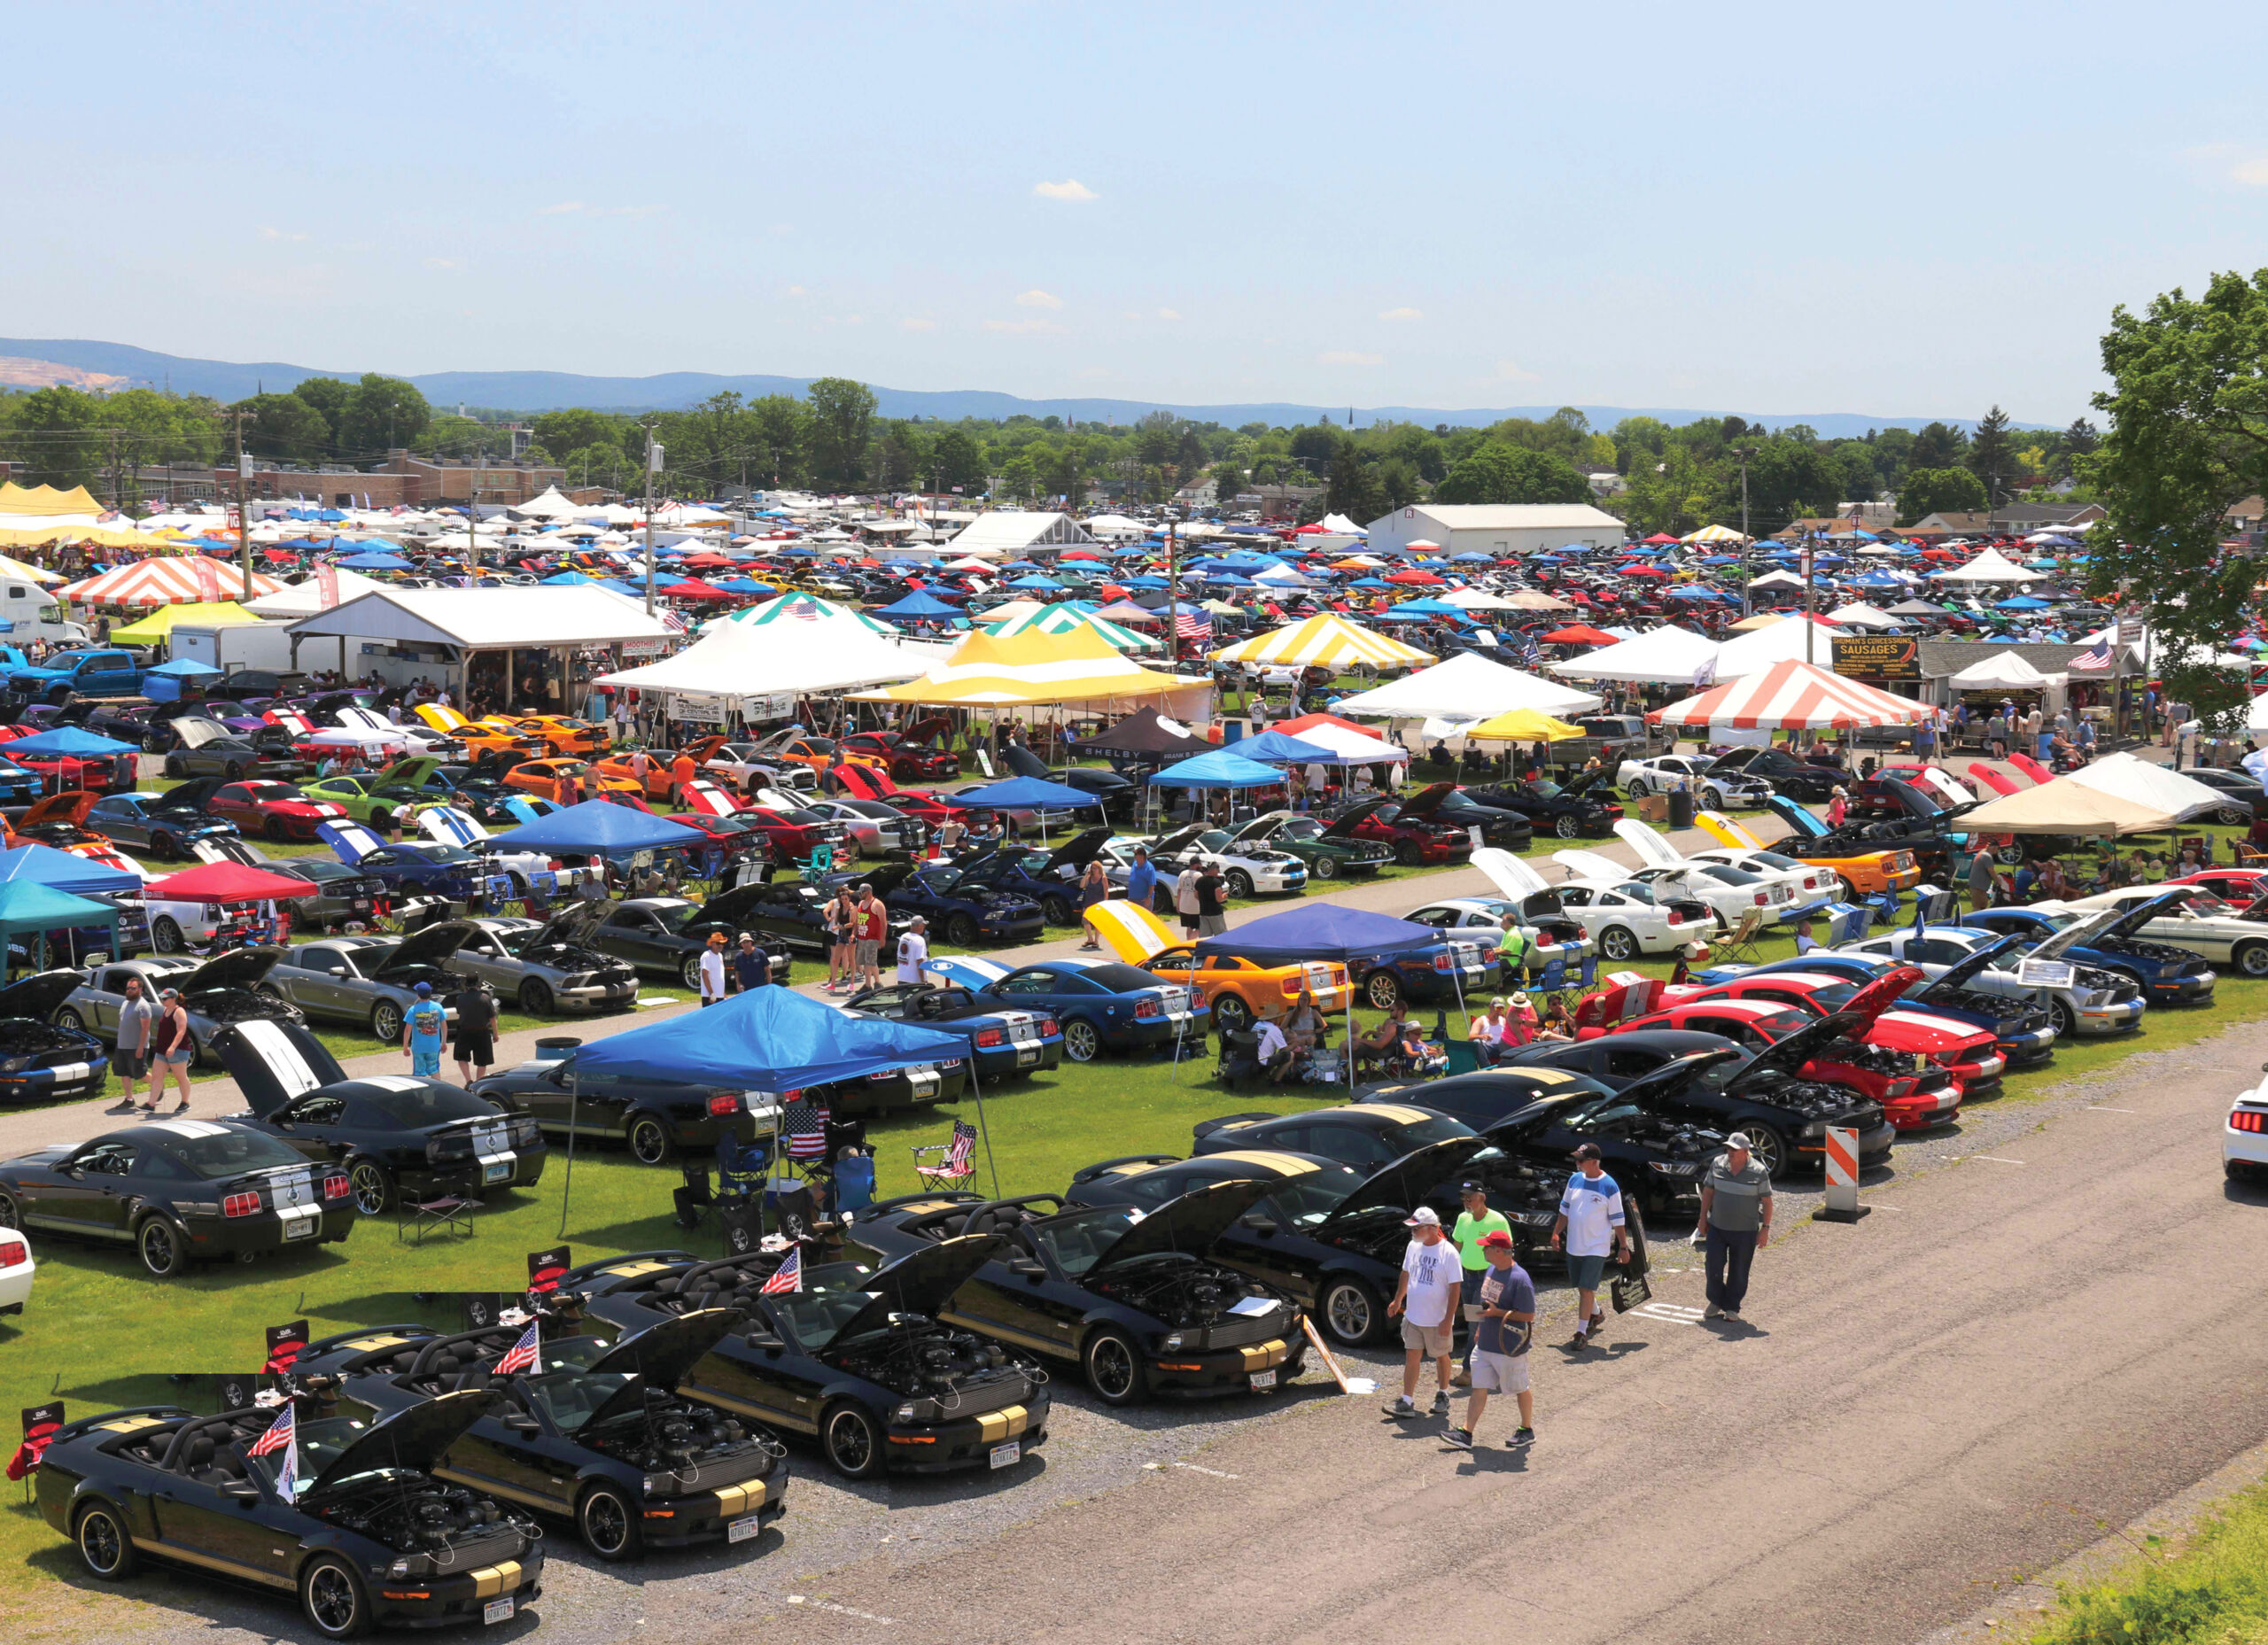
[443,910,641,1017]
[59,949,307,1071]
[264,927,467,1042]
[799,796,928,857]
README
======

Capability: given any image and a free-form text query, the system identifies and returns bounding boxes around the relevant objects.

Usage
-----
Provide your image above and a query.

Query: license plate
[483,1598,515,1626]
[727,1513,761,1543]
[483,1161,512,1183]
[1016,1047,1039,1067]
[989,1440,1020,1470]
[349,900,372,914]
[1251,1368,1278,1390]
[280,1214,317,1241]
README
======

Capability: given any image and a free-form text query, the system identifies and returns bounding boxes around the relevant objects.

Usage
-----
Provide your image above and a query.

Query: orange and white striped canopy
[58,557,284,608]
[1649,659,1941,730]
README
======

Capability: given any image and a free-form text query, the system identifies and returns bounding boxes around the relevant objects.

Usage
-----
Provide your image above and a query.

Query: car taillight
[2233,1110,2268,1133]
[1135,998,1161,1018]
[708,1093,742,1116]
[975,1028,1005,1047]
[548,859,564,872]
[322,1174,351,1201]
[1038,1018,1058,1036]
[1666,908,1686,925]
[1433,953,1454,971]
[0,1240,24,1266]
[222,1191,261,1218]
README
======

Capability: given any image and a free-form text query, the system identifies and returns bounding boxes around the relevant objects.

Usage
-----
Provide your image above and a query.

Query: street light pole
[643,420,661,617]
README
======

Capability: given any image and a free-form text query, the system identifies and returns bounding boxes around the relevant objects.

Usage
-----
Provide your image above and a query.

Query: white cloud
[900,316,937,331]
[1015,289,1064,310]
[1494,358,1540,382]
[423,257,462,270]
[1155,308,1181,321]
[983,318,1067,336]
[1319,351,1385,367]
[783,284,809,298]
[2235,155,2268,187]
[537,201,585,215]
[259,226,309,242]
[1379,306,1423,322]
[1033,179,1099,202]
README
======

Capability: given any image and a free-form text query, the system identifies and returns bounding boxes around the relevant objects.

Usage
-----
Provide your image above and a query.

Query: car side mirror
[61,1164,82,1180]
[219,1480,260,1503]
[1008,1256,1045,1279]
[1240,1215,1279,1237]
[501,1413,540,1435]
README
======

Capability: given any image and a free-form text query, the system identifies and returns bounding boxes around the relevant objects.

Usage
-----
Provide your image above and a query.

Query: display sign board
[2016,958,2077,989]
[1830,635,1920,680]
[672,695,729,725]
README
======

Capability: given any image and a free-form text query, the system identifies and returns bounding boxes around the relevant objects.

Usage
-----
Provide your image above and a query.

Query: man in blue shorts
[401,982,447,1078]
[1550,1142,1629,1351]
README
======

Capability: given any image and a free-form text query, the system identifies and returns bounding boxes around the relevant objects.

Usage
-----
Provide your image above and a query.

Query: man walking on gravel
[1696,1130,1774,1321]
[1451,1180,1510,1387]
[1383,1207,1464,1421]
[1443,1232,1535,1451]
[1550,1143,1628,1350]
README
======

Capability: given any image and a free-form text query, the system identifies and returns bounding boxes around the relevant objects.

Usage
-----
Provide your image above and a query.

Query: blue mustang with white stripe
[0,971,111,1106]
[925,956,1209,1063]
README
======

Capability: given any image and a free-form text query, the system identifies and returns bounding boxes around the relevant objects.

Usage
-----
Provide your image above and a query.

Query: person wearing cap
[450,977,496,1083]
[1450,1182,1511,1386]
[1550,1142,1629,1349]
[1383,1205,1464,1420]
[1495,912,1532,983]
[699,929,729,1008]
[1442,1230,1535,1451]
[1465,997,1515,1066]
[144,987,197,1114]
[401,982,447,1078]
[734,931,773,993]
[1696,1131,1774,1321]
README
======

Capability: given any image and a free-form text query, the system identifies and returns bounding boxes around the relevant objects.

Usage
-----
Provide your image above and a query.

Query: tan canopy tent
[1956,776,2177,836]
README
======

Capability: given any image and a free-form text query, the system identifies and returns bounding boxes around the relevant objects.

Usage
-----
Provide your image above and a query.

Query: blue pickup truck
[5,648,146,703]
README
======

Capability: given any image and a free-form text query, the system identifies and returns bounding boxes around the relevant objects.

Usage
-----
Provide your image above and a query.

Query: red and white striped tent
[1650,659,1941,730]
[58,557,284,608]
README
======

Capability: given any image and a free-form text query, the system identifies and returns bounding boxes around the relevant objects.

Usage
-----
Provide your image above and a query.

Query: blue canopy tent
[1146,748,1289,788]
[6,726,138,759]
[557,987,980,1225]
[879,590,961,619]
[1194,903,1463,1042]
[1234,729,1336,765]
[337,551,413,570]
[148,656,222,676]
[949,774,1099,842]
[540,570,594,586]
[0,880,120,972]
[492,797,702,860]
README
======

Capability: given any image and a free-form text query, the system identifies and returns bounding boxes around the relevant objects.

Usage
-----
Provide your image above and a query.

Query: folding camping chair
[1717,907,1765,965]
[912,1119,979,1192]
[396,1193,476,1244]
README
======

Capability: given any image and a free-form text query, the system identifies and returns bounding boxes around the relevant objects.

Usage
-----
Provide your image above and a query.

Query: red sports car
[1574,972,1967,1128]
[1661,966,2005,1098]
[825,763,963,830]
[1324,792,1472,866]
[207,780,353,842]
[835,726,961,782]
[665,809,780,863]
[734,805,854,864]
[0,726,128,794]
[2171,867,2268,907]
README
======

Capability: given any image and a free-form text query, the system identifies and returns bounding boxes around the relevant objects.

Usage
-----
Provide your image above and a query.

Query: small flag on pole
[760,1247,803,1294]
[248,1401,298,1499]
[495,1318,541,1376]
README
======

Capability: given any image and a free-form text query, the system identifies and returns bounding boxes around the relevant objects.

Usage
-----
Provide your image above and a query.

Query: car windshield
[1747,850,1803,870]
[1609,881,1659,905]
[769,1269,882,1346]
[354,1084,503,1125]
[919,867,963,892]
[1083,963,1163,992]
[147,1128,310,1180]
[244,784,305,802]
[1270,818,1326,842]
[1258,1161,1370,1227]
[521,1369,638,1434]
[1393,1113,1480,1146]
[249,1413,379,1492]
[1524,780,1564,798]
[1029,1206,1138,1276]
[1697,864,1762,886]
[644,899,701,932]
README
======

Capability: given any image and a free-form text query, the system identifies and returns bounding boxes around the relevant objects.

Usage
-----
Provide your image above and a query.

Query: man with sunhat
[1382,1205,1464,1420]
[1442,1230,1535,1451]
[1695,1130,1774,1321]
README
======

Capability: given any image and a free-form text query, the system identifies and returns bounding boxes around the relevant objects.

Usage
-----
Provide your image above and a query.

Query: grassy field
[2024,1473,2268,1645]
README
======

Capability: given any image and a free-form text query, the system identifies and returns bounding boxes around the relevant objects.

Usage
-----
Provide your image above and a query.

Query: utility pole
[643,418,661,616]
[1803,529,1818,666]
[223,407,255,594]
[1732,444,1756,614]
[1165,518,1180,670]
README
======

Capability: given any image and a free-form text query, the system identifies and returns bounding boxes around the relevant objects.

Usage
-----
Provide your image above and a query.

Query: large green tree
[746,395,808,486]
[232,392,334,462]
[1324,440,1386,524]
[1432,439,1587,505]
[804,376,876,489]
[1896,465,1987,524]
[291,376,352,452]
[4,386,105,488]
[338,373,431,452]
[1965,405,2016,500]
[930,428,985,493]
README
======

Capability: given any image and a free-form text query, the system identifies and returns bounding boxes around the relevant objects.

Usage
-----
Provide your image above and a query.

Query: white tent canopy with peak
[1332,648,1600,720]
[1930,547,2046,584]
[1550,624,1720,684]
[1948,649,2064,692]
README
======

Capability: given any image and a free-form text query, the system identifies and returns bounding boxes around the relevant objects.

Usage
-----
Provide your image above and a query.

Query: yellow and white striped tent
[869,625,1192,706]
[1682,523,1751,545]
[1208,612,1433,670]
[983,600,1159,651]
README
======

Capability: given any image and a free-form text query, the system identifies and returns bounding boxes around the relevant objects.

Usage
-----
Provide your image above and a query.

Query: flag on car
[495,1318,541,1376]
[760,1246,802,1294]
[248,1401,298,1499]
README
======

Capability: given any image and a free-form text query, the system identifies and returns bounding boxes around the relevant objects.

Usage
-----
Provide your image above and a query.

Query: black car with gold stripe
[35,1391,543,1640]
[291,1310,788,1562]
[850,1180,1308,1408]
[571,1241,1050,1482]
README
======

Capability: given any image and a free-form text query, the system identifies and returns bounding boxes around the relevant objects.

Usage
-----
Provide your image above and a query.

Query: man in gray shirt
[112,974,160,1113]
[1694,1131,1774,1322]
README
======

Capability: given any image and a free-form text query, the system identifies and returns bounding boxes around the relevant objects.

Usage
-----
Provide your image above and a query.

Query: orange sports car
[592,749,693,802]
[1084,900,1350,1034]
[502,757,641,799]
[495,714,612,757]
[1695,811,1922,899]
[413,704,545,757]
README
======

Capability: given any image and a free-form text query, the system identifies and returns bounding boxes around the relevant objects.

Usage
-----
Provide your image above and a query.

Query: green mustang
[300,774,428,831]
[1223,810,1395,879]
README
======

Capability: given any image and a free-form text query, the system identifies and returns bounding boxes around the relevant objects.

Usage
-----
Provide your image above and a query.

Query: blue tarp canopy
[337,551,413,570]
[0,841,142,896]
[572,984,967,1089]
[1147,748,1292,789]
[492,798,702,854]
[951,775,1096,810]
[880,591,960,617]
[0,881,119,955]
[5,726,139,757]
[1234,729,1337,764]
[540,571,594,586]
[1194,904,1442,965]
[148,656,222,676]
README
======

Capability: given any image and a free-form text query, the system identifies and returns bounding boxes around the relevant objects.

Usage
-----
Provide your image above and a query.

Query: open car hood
[1389,782,1456,821]
[1612,1046,1744,1108]
[181,944,284,997]
[531,901,607,949]
[1766,795,1829,840]
[1092,1177,1276,1269]
[20,792,97,829]
[1551,848,1628,884]
[1001,743,1050,781]
[2025,904,2132,962]
[1146,823,1207,857]
[1914,932,2024,998]
[414,704,470,735]
[1559,767,1613,799]
[829,1234,1008,1342]
[1742,1006,1873,1081]
[843,861,917,899]
[1694,811,1767,852]
[304,1387,501,1499]
[1084,898,1178,965]
[418,805,490,849]
[1470,846,1554,901]
[0,968,87,1022]
[315,819,390,864]
[1612,818,1684,871]
[1321,798,1390,839]
[167,716,233,749]
[2098,888,2193,943]
[1841,964,1925,1023]
[1042,826,1110,873]
[210,1018,353,1113]
[1323,1136,1491,1228]
[582,1307,746,1427]
[191,836,267,867]
[383,919,475,972]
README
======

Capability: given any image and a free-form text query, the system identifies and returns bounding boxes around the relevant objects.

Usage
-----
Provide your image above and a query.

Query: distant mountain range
[0,338,2046,437]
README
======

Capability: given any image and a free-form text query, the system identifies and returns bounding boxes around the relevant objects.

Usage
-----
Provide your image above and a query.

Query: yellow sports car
[495,714,612,757]
[1084,900,1350,1033]
[413,703,544,757]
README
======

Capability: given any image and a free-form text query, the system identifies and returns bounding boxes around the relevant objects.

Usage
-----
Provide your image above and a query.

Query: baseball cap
[1457,1179,1486,1195]
[159,987,179,1000]
[1725,1130,1753,1150]
[1478,1230,1515,1250]
[414,982,431,997]
[1403,1206,1442,1228]
[1572,1142,1602,1161]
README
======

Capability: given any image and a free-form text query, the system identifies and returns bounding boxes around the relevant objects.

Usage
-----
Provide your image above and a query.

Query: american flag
[660,609,687,632]
[788,598,822,622]
[760,1246,802,1294]
[495,1318,541,1376]
[946,1119,978,1174]
[2070,642,2111,670]
[783,1095,831,1160]
[1175,610,1210,642]
[249,1402,298,1498]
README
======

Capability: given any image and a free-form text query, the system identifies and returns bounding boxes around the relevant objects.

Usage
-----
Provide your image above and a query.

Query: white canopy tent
[594,618,944,702]
[1825,602,1905,629]
[1332,649,1599,720]
[243,566,391,618]
[1712,615,1848,677]
[1550,625,1720,685]
[1948,650,2064,692]
[1262,721,1408,764]
[1931,547,2046,584]
[2064,752,2240,823]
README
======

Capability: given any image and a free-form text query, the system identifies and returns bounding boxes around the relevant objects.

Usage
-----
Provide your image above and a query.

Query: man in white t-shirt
[896,917,929,984]
[1550,1142,1630,1349]
[1384,1206,1465,1420]
[697,931,727,1008]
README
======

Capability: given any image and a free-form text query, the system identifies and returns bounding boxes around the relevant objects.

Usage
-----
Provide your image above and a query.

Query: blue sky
[11,1,2268,422]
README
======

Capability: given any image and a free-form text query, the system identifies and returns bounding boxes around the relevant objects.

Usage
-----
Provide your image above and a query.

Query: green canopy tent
[0,879,120,973]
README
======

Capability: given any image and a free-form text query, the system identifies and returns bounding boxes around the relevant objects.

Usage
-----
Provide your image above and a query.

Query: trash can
[1666,788,1697,829]
[533,1037,582,1063]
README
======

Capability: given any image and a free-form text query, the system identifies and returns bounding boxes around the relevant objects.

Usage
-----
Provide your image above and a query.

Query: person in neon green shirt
[1451,1181,1511,1387]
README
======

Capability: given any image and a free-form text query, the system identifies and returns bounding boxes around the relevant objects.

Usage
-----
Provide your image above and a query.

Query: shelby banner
[1830,635,1920,680]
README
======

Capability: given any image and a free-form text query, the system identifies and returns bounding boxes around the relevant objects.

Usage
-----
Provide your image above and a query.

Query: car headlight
[1647,1161,1701,1177]
[1800,1121,1827,1137]
[0,1057,30,1074]
[891,1399,936,1424]
[642,1472,676,1497]
[1161,1331,1188,1350]
[386,1554,433,1578]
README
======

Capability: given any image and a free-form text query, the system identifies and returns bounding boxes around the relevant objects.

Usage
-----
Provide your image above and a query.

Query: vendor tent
[1333,650,1599,719]
[1712,615,1848,677]
[1234,729,1338,764]
[5,726,139,758]
[243,566,387,617]
[1956,776,2177,835]
[110,601,263,642]
[1463,708,1584,741]
[1931,547,2046,584]
[0,840,142,896]
[951,775,1098,811]
[1651,660,1940,730]
[1078,707,1206,757]
[0,882,118,966]
[2064,751,2237,822]
[596,615,936,699]
[1251,720,1406,764]
[1550,625,1720,684]
[869,625,1196,707]
[60,558,283,607]
[1209,613,1433,670]
[1948,650,2063,691]
[1147,749,1290,788]
[1193,904,1441,966]
[139,863,321,902]
[718,592,898,635]
[983,600,1159,651]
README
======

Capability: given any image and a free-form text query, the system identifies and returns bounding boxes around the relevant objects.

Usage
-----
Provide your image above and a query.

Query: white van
[0,579,89,646]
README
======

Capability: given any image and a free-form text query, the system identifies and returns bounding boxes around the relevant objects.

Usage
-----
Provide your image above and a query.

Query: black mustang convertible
[35,1389,545,1639]
[293,1309,788,1561]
